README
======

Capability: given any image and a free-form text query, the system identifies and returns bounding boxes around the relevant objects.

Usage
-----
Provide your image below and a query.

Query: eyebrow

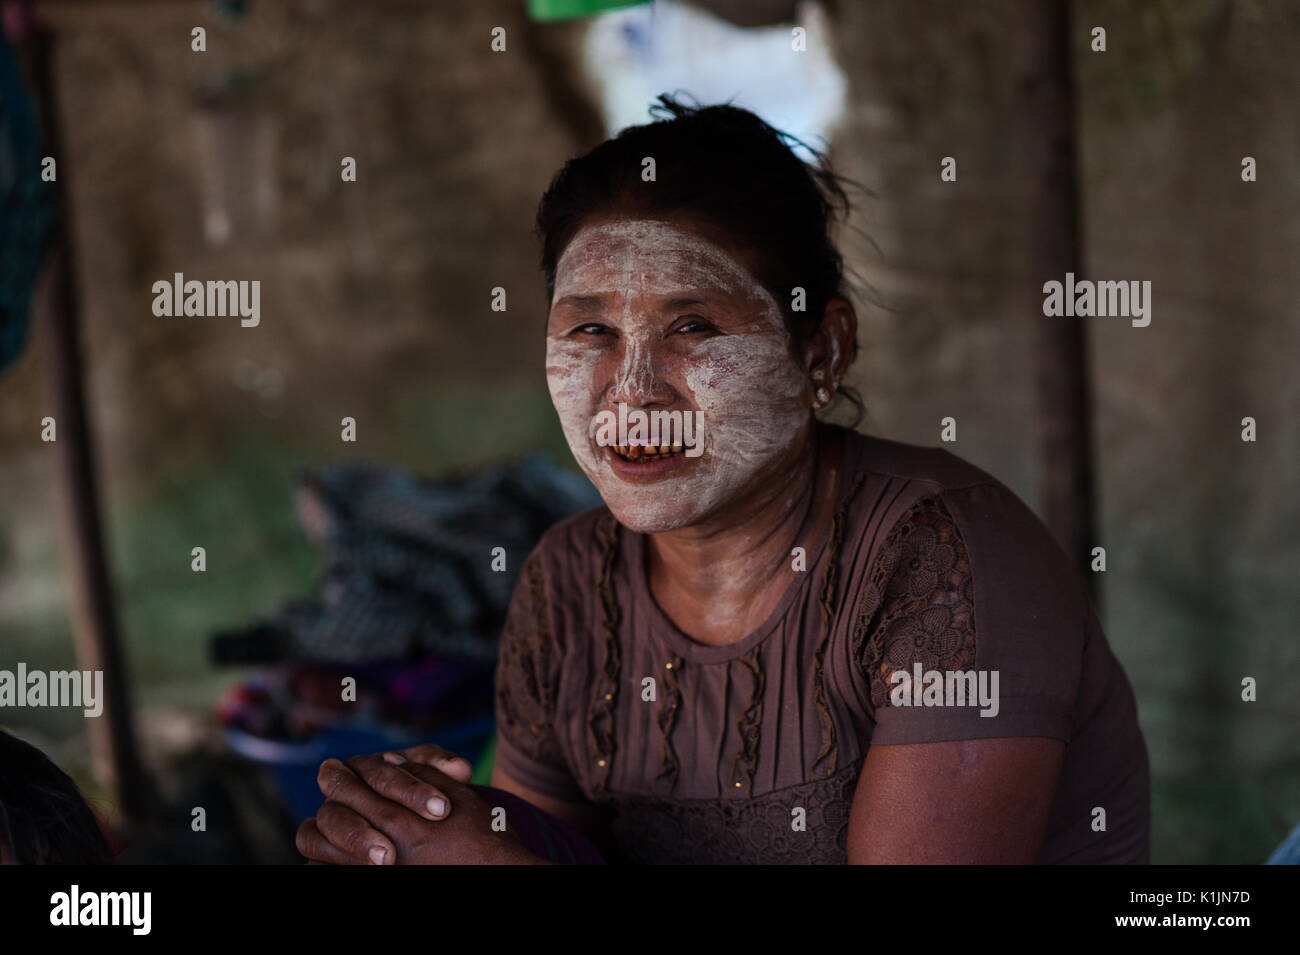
[552,294,606,312]
[662,296,708,310]
[551,294,714,312]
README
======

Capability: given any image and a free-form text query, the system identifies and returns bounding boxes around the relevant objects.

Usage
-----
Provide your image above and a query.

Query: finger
[316,799,398,864]
[394,743,475,783]
[297,817,375,866]
[345,752,450,821]
[402,762,474,802]
[316,758,414,835]
[392,743,475,783]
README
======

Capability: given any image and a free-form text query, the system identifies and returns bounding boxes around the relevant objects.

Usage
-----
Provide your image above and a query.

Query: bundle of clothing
[213,455,599,741]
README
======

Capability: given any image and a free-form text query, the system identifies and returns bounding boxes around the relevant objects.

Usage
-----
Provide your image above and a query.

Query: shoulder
[839,428,1081,601]
[838,430,1092,738]
[506,503,625,659]
[835,429,1044,554]
[840,429,1003,493]
[495,509,616,688]
[523,503,620,585]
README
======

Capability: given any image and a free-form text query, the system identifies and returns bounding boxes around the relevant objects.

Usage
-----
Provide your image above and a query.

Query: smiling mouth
[609,443,687,462]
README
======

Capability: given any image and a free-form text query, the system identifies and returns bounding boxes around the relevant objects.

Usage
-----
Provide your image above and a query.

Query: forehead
[553,219,765,300]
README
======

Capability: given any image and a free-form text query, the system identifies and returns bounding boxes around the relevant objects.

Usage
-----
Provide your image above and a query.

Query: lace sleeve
[493,555,571,780]
[855,496,977,710]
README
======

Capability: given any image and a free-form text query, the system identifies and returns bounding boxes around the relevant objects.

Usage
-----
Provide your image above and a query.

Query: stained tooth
[645,445,658,454]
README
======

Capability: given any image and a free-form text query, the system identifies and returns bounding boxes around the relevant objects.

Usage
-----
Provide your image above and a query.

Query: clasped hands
[295,744,544,865]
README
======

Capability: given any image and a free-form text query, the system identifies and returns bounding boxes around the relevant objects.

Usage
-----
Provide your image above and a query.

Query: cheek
[545,343,603,413]
[685,335,806,414]
[682,336,808,468]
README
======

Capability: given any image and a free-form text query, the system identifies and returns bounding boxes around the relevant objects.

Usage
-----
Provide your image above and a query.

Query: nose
[608,336,674,407]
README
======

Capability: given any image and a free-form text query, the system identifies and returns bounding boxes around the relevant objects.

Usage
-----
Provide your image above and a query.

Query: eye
[673,315,717,335]
[572,323,612,336]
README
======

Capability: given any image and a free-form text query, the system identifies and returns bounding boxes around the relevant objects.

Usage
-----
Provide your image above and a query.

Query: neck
[646,422,841,645]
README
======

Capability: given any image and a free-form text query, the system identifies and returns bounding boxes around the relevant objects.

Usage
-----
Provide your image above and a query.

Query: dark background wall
[828,0,1299,863]
[0,0,1295,863]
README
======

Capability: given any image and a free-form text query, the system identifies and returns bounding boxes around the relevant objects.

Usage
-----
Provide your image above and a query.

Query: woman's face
[545,216,813,534]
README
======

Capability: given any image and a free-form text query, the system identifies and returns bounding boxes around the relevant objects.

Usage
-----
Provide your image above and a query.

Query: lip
[601,443,696,482]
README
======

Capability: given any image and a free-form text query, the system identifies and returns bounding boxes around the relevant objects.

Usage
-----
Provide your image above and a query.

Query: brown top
[494,424,1150,863]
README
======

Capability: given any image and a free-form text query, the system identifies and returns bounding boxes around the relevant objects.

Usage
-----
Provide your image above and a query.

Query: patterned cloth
[213,455,600,666]
[0,27,57,377]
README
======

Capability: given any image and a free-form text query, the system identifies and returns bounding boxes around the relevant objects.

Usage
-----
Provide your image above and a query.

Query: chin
[603,501,701,535]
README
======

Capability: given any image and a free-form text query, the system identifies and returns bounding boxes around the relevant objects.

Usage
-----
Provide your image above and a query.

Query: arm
[490,766,610,851]
[296,549,603,865]
[846,736,1065,863]
[489,548,615,853]
[849,492,1078,863]
[297,756,608,865]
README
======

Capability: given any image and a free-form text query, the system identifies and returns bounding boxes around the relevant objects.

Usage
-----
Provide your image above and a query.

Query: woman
[296,98,1150,865]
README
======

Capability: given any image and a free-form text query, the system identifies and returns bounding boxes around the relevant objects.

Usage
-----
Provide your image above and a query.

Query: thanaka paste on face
[545,220,810,533]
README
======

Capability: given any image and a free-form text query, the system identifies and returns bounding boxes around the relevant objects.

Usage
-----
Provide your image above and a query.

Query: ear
[803,296,858,388]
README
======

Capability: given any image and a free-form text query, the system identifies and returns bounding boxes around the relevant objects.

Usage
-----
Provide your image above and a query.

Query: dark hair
[536,94,863,421]
[0,730,114,864]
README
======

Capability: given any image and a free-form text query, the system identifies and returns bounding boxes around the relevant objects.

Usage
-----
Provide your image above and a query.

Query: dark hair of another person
[0,730,113,864]
[536,94,863,421]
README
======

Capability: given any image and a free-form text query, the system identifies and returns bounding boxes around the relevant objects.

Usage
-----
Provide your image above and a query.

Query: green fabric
[527,0,651,22]
[471,732,497,785]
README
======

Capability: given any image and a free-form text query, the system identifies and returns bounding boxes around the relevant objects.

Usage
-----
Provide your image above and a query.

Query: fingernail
[427,797,446,818]
[381,751,407,765]
[369,846,388,865]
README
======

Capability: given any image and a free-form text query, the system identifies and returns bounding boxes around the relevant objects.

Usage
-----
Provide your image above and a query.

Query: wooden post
[1015,0,1099,601]
[18,14,154,820]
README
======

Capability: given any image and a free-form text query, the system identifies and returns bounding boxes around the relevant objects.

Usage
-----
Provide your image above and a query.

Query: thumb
[392,743,476,783]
